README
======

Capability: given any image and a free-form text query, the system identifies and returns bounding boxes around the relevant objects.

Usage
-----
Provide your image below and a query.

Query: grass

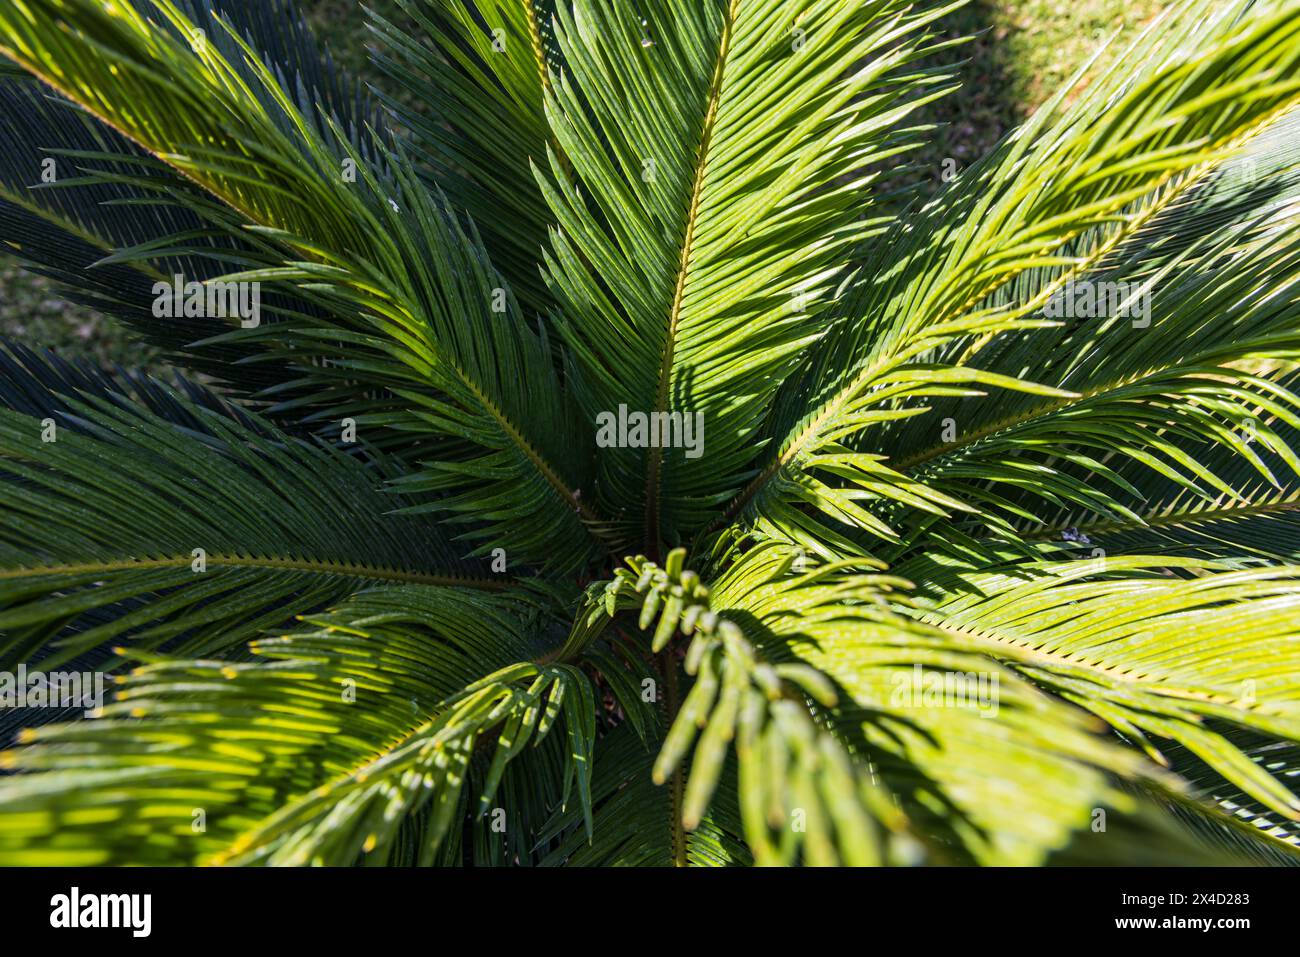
[0,0,1170,369]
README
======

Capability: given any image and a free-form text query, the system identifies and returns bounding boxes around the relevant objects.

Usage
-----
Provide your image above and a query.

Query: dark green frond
[368,0,560,315]
[0,349,494,670]
[539,723,752,866]
[0,0,612,569]
[1004,371,1300,565]
[0,0,390,394]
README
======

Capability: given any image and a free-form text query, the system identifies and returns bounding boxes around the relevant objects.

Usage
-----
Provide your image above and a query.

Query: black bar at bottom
[0,865,1289,943]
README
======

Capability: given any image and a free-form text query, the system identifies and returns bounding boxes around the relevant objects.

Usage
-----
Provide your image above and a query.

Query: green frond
[1017,373,1300,565]
[0,77,281,391]
[901,552,1300,824]
[566,548,713,656]
[0,586,590,866]
[368,0,560,314]
[651,613,910,866]
[538,723,752,866]
[1154,729,1300,859]
[538,0,955,547]
[558,546,914,864]
[707,542,1189,864]
[0,3,470,451]
[881,179,1300,545]
[0,347,494,670]
[721,0,1300,549]
[0,0,610,570]
[619,548,922,863]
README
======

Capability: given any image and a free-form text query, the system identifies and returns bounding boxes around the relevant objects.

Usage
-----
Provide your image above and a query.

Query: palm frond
[538,723,752,865]
[1016,372,1300,565]
[900,552,1300,827]
[717,0,1300,552]
[0,0,612,569]
[0,0,389,395]
[883,166,1300,545]
[1153,727,1300,860]
[559,547,916,864]
[0,586,591,865]
[368,0,560,315]
[0,346,493,670]
[538,0,956,547]
[707,541,1192,864]
[0,76,290,390]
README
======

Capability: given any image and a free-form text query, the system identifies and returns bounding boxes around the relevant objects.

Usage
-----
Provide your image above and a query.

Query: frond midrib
[0,181,169,284]
[1022,493,1300,542]
[644,0,738,554]
[0,554,508,589]
[452,355,607,530]
[913,611,1233,697]
[659,648,689,866]
[523,0,552,99]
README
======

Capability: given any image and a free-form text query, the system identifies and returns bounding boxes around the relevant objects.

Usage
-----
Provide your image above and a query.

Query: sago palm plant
[0,0,1299,867]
